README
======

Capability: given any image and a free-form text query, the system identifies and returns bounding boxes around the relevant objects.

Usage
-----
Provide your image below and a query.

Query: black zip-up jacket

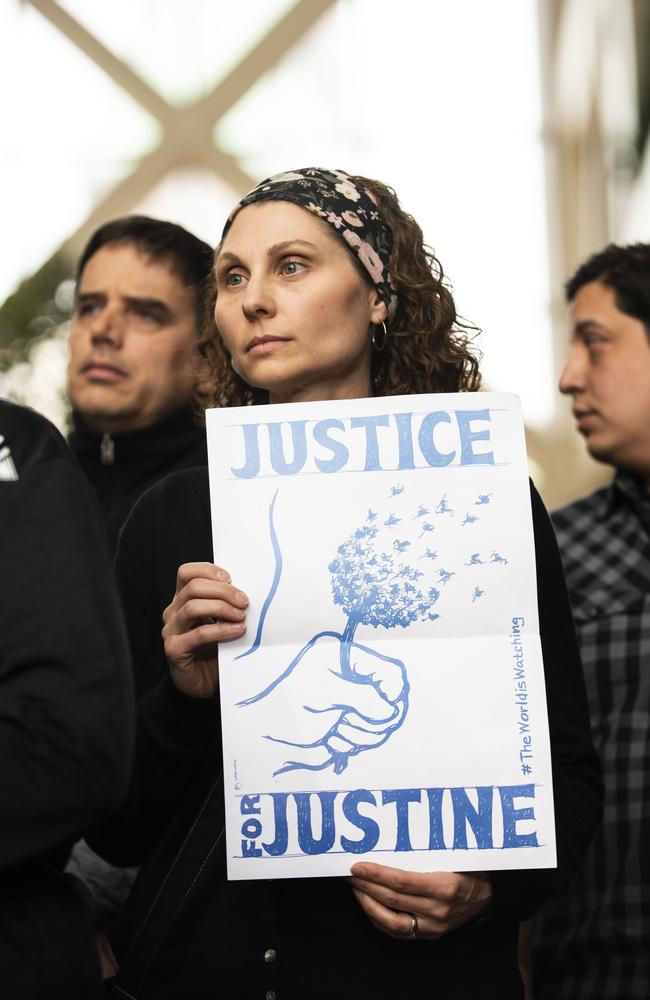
[68,405,207,551]
[0,400,134,1000]
[91,468,603,1000]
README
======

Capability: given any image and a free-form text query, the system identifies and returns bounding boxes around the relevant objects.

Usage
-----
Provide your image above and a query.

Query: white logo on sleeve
[0,435,18,481]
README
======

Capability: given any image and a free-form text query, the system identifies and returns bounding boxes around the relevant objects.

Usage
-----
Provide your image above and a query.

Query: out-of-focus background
[1,0,648,508]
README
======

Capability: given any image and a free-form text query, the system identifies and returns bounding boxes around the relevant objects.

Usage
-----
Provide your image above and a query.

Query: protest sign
[206,392,555,879]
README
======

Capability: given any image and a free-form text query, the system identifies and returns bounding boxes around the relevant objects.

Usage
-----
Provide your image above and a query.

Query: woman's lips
[246,337,290,356]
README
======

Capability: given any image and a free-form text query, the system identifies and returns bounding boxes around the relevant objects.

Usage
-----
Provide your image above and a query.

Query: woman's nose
[241,273,276,321]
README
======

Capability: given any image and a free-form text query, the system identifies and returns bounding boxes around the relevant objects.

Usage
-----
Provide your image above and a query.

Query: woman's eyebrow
[215,251,242,267]
[267,239,319,256]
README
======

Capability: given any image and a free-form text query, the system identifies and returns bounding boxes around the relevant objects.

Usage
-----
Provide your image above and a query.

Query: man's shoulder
[0,399,69,482]
[139,465,209,507]
[551,485,611,540]
[124,465,210,538]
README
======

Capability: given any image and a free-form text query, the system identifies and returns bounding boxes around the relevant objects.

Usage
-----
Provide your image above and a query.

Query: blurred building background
[1,0,648,508]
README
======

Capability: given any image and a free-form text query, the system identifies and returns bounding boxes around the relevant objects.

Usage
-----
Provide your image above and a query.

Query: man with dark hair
[64,216,213,974]
[534,243,650,998]
[0,399,133,999]
[67,215,213,549]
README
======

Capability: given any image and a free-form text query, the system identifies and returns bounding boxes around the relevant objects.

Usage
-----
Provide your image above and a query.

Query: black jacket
[68,405,207,551]
[0,400,134,999]
[92,468,602,1000]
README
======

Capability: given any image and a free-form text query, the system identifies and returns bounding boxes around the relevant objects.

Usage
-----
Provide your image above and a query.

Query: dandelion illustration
[435,494,453,515]
[389,484,405,497]
[490,551,509,565]
[239,489,467,777]
[462,513,479,526]
[475,493,492,505]
[465,553,484,566]
[472,586,485,602]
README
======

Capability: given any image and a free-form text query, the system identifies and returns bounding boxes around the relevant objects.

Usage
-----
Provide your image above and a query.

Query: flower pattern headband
[223,167,398,322]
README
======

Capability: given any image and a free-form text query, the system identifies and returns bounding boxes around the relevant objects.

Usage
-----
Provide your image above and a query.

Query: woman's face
[214,201,387,404]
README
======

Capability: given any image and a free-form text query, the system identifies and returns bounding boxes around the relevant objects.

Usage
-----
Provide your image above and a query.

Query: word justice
[230,409,495,479]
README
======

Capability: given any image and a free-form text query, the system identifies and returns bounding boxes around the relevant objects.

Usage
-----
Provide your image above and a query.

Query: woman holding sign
[92,169,601,999]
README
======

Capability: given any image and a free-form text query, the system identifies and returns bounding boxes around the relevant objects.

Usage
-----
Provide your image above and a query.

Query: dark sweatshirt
[68,405,207,551]
[0,400,134,999]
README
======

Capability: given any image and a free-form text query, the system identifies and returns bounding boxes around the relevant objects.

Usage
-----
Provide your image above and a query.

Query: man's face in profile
[560,279,650,482]
[67,242,198,433]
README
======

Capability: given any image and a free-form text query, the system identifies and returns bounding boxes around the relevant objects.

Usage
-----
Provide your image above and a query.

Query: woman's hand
[349,862,492,940]
[162,562,248,699]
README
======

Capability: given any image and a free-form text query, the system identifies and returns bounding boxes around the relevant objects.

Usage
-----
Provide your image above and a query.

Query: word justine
[238,783,539,859]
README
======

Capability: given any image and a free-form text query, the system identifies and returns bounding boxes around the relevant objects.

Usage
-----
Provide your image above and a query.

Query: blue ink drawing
[236,485,510,778]
[238,498,451,777]
[235,489,281,661]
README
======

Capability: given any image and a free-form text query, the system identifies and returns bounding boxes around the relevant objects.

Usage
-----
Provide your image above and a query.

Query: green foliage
[0,252,73,369]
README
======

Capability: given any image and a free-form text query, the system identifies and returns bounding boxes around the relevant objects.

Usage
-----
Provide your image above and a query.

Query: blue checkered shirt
[535,471,650,998]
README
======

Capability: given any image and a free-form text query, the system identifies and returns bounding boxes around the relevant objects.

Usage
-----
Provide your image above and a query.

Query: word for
[230,409,495,479]
[238,783,538,858]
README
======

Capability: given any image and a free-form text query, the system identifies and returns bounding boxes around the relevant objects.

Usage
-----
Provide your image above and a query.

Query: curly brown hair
[197,173,481,407]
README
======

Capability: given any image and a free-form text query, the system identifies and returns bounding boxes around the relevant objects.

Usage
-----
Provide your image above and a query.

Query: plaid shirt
[535,471,650,999]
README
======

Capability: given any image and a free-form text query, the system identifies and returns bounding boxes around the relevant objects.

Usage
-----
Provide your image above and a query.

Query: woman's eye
[226,272,245,287]
[281,260,304,276]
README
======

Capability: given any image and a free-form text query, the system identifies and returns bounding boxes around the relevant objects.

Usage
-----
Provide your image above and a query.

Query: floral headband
[223,167,398,322]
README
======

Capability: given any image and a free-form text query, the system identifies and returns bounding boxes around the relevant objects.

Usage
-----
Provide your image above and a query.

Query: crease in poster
[207,392,556,879]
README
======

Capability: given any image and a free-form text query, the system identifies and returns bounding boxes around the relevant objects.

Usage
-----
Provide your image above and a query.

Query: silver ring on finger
[408,913,418,939]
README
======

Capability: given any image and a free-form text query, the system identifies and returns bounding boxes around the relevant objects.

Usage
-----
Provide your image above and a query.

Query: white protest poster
[206,392,556,880]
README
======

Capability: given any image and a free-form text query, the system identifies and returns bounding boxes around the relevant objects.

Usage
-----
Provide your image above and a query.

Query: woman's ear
[368,290,388,327]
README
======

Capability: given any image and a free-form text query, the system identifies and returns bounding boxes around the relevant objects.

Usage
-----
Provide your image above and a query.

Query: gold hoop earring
[371,321,388,351]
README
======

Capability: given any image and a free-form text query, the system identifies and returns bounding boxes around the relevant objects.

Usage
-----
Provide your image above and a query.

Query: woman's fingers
[164,618,245,660]
[163,570,249,628]
[175,561,231,590]
[348,864,492,940]
[165,596,246,636]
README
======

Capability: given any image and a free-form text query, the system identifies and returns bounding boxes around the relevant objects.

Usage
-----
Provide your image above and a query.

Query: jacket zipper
[100,433,115,465]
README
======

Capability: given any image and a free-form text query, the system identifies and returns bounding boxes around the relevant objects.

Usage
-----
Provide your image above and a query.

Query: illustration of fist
[239,635,409,775]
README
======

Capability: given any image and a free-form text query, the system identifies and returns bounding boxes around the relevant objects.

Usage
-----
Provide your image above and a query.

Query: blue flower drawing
[237,484,508,777]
